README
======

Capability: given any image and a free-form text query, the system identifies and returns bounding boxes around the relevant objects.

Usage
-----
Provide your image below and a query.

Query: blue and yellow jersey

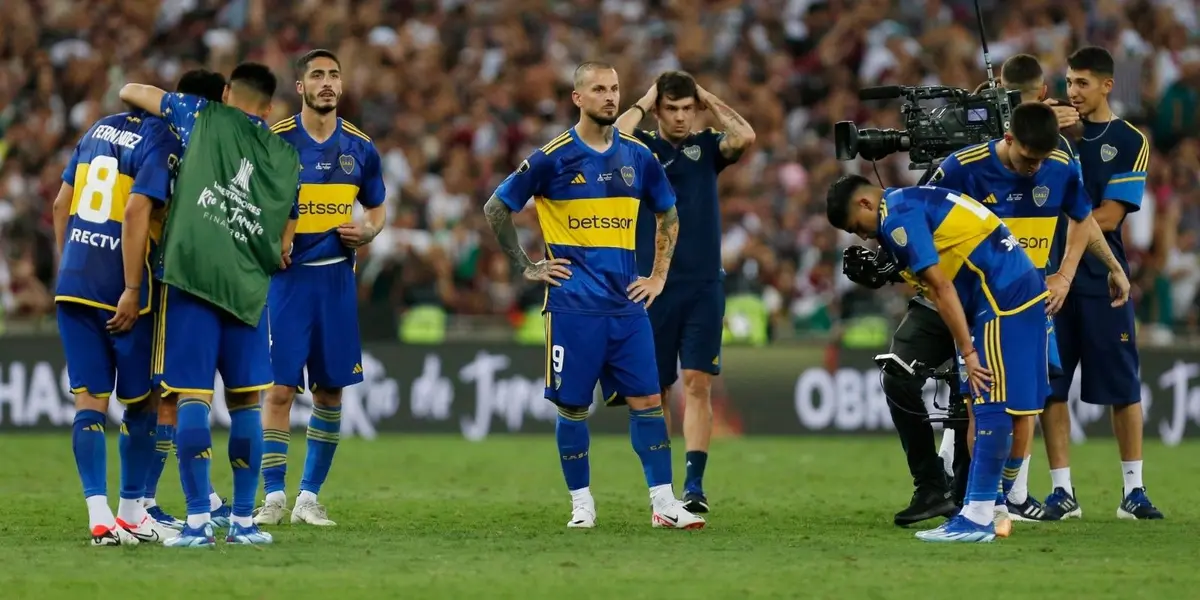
[270,115,385,264]
[631,128,734,281]
[878,185,1047,323]
[55,111,181,312]
[1050,119,1149,296]
[929,139,1091,272]
[494,127,677,316]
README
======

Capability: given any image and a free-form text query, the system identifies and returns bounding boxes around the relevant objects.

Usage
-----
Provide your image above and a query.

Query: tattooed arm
[483,194,571,285]
[651,206,679,280]
[697,85,756,161]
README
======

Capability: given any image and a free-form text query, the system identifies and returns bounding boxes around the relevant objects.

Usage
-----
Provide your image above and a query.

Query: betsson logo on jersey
[567,215,634,230]
[1018,237,1050,250]
[298,202,354,216]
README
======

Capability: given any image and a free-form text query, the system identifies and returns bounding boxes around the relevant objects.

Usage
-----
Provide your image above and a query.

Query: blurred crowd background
[2,0,1199,345]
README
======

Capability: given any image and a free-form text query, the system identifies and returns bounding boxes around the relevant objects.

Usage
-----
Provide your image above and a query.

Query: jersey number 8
[76,155,120,224]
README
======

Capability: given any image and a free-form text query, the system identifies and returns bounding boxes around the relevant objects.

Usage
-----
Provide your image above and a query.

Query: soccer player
[52,87,184,546]
[483,62,704,529]
[1041,46,1163,520]
[930,102,1131,528]
[826,175,1048,543]
[254,49,386,527]
[120,62,299,547]
[611,71,755,513]
[141,68,230,532]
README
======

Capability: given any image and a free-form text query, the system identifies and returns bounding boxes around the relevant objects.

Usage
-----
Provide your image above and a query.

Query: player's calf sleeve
[261,428,290,496]
[629,406,672,488]
[144,423,175,500]
[118,405,157,501]
[964,410,1012,524]
[228,405,263,518]
[556,406,591,491]
[72,409,108,499]
[175,400,213,516]
[300,404,341,496]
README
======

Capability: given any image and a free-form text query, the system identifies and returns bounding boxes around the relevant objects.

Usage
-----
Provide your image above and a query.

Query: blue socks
[629,406,672,488]
[144,423,175,502]
[556,406,591,491]
[72,409,108,499]
[262,428,290,496]
[175,400,212,516]
[300,404,341,496]
[964,410,1012,525]
[684,451,708,495]
[1000,456,1023,505]
[228,405,263,519]
[118,406,157,502]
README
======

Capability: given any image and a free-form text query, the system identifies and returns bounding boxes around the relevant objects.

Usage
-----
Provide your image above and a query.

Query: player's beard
[586,109,617,127]
[304,91,338,115]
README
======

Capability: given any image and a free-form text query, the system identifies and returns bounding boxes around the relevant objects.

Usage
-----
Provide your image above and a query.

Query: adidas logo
[353,363,363,374]
[571,173,586,184]
[982,194,997,204]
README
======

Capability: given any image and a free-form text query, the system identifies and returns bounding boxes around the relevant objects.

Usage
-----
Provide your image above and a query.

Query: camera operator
[842,54,1082,528]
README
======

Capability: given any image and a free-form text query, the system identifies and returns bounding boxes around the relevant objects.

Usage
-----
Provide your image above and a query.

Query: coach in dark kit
[611,71,755,513]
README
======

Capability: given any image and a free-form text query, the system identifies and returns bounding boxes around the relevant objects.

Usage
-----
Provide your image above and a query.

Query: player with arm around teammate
[139,68,230,532]
[828,174,1051,543]
[930,102,1131,531]
[253,49,387,528]
[120,63,300,547]
[482,62,703,530]
[51,93,184,546]
[1039,46,1163,520]
[610,71,755,513]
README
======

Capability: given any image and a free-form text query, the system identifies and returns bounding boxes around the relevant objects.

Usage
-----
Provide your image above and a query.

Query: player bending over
[255,49,387,527]
[120,63,301,547]
[52,86,184,546]
[483,62,704,529]
[611,70,755,513]
[139,68,231,532]
[930,101,1130,531]
[828,175,1051,543]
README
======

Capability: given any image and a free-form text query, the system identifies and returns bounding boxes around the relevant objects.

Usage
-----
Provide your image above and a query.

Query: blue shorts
[959,312,1060,401]
[966,304,1048,417]
[268,261,363,391]
[649,279,725,387]
[155,284,272,395]
[57,302,153,403]
[1050,293,1139,405]
[544,311,660,408]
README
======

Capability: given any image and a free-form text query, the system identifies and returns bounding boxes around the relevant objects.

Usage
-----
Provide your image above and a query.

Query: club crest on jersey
[1032,185,1050,207]
[683,145,701,161]
[891,227,908,247]
[620,165,635,187]
[1101,144,1118,162]
[339,154,356,174]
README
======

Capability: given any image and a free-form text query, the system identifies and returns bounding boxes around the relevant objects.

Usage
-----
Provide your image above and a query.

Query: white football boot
[117,515,180,544]
[652,498,706,530]
[291,498,337,526]
[253,496,289,526]
[567,495,597,529]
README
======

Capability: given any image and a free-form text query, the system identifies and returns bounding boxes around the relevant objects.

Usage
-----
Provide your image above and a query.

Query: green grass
[0,434,1193,599]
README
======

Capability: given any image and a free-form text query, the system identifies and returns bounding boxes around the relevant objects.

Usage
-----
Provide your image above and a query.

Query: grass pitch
[0,434,1194,599]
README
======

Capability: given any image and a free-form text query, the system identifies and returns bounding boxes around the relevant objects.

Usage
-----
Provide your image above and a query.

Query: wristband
[631,104,647,118]
[961,347,977,360]
[1054,272,1073,285]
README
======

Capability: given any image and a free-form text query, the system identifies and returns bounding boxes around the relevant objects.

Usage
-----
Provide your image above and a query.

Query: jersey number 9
[76,155,119,224]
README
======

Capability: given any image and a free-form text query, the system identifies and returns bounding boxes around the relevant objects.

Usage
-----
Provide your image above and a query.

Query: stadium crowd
[1,0,1199,342]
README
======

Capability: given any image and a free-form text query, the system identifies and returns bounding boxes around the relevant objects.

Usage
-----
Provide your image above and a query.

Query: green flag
[159,102,299,327]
